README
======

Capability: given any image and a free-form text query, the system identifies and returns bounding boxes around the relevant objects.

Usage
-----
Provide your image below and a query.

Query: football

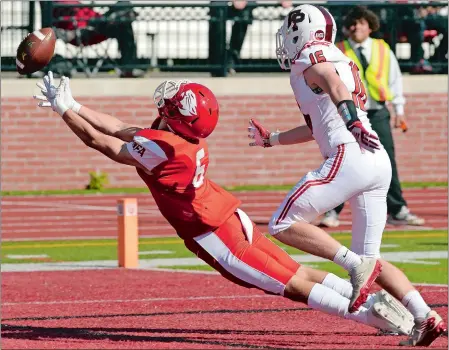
[16,27,56,75]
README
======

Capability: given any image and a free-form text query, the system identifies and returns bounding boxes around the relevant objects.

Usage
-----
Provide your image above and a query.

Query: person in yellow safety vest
[320,5,425,228]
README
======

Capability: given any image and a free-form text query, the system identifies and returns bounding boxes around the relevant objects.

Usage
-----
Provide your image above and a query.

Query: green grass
[169,260,448,284]
[2,230,446,262]
[282,258,448,285]
[1,181,446,197]
[167,230,448,284]
[2,230,447,284]
[1,237,188,263]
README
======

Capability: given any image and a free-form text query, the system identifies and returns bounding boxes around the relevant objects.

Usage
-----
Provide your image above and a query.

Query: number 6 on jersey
[192,148,206,188]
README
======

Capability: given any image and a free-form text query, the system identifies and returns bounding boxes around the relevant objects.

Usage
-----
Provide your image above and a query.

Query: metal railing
[1,0,35,69]
[1,1,447,76]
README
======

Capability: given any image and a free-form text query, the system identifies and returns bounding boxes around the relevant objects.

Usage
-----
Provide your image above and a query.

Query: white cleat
[399,310,447,347]
[368,290,414,336]
[349,257,382,312]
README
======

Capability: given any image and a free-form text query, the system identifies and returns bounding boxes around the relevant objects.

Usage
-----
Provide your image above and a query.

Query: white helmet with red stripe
[276,4,336,70]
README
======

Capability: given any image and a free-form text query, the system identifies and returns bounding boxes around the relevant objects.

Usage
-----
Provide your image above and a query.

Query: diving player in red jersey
[33,73,414,335]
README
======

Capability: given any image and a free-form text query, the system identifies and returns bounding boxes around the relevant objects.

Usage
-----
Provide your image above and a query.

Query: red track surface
[2,188,447,240]
[2,270,448,349]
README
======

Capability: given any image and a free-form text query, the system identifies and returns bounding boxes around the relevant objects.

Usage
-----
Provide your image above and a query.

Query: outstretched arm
[62,109,142,167]
[248,63,360,149]
[34,73,142,167]
[278,125,314,145]
[35,74,144,142]
[248,120,313,148]
[77,106,144,142]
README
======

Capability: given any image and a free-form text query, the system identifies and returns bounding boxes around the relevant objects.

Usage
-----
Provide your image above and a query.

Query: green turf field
[2,230,447,284]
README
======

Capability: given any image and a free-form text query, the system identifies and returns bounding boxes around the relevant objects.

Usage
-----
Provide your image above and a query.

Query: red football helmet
[153,80,219,140]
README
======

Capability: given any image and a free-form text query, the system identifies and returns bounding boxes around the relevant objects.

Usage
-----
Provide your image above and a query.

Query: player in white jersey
[248,4,446,347]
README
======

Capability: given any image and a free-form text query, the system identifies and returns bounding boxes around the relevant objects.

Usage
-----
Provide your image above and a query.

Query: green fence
[1,1,447,76]
[1,1,35,62]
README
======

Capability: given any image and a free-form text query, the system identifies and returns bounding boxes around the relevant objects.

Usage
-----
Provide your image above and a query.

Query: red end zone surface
[2,188,447,240]
[2,269,448,349]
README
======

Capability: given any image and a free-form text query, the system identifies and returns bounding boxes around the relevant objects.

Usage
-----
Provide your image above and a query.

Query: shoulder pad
[292,42,334,75]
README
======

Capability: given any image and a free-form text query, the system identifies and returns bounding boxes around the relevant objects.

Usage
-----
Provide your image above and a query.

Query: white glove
[33,71,82,115]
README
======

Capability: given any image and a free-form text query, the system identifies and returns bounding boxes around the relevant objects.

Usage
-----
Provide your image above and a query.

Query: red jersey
[126,128,241,239]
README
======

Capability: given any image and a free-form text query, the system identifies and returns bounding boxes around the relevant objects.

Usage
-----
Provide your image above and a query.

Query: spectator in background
[398,2,448,73]
[209,0,292,77]
[320,6,425,228]
[326,0,389,42]
[419,3,448,69]
[41,0,144,78]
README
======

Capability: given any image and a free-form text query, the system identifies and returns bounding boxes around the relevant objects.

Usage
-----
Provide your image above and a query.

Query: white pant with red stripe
[184,209,301,296]
[269,142,392,258]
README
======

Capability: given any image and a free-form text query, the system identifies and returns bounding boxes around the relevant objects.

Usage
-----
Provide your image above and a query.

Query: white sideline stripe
[381,244,399,248]
[139,250,173,255]
[2,251,447,272]
[290,251,448,264]
[3,294,274,306]
[6,254,49,259]
[146,267,219,275]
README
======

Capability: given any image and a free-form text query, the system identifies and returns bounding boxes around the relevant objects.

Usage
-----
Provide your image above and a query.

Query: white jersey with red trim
[290,42,375,158]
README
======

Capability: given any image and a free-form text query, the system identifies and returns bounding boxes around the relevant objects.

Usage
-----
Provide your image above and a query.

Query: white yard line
[139,250,173,255]
[6,254,50,259]
[2,251,447,273]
